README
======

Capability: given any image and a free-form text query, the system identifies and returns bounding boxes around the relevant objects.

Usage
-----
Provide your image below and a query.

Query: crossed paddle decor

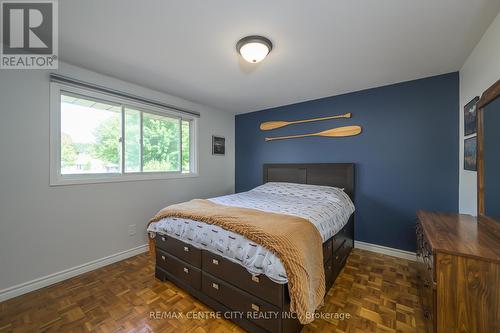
[260,112,362,141]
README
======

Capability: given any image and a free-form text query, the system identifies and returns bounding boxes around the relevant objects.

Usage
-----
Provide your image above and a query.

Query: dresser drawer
[202,250,284,307]
[419,272,436,333]
[202,272,281,333]
[156,234,201,268]
[416,217,436,333]
[156,249,201,290]
[416,219,435,282]
[423,243,434,282]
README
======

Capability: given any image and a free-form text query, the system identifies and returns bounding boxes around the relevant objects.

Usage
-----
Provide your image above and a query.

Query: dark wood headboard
[263,163,355,201]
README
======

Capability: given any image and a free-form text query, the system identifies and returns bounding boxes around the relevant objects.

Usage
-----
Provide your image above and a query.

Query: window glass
[60,94,121,174]
[124,108,141,172]
[181,120,190,173]
[142,113,181,172]
[55,88,196,184]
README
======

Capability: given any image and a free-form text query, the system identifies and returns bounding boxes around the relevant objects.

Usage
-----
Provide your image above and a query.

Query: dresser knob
[183,267,189,274]
[251,275,260,283]
[183,246,189,252]
[212,259,219,265]
[161,237,166,241]
[161,255,166,261]
[251,304,260,311]
[212,283,219,290]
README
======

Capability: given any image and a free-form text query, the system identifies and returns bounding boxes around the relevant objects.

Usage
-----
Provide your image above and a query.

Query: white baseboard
[0,241,414,302]
[0,244,148,302]
[355,240,416,261]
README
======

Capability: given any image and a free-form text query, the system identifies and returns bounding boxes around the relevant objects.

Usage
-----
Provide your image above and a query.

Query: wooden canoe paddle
[260,113,351,131]
[265,125,362,141]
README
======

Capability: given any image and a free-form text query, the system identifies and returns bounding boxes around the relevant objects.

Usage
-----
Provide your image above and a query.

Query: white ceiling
[60,0,500,114]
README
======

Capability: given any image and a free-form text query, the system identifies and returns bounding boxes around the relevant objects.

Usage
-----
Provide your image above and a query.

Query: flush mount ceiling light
[236,36,273,63]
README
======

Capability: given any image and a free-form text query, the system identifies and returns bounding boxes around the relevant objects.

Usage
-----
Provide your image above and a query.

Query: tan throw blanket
[148,199,325,324]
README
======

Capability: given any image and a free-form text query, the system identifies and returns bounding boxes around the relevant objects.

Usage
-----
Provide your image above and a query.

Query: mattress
[147,182,355,284]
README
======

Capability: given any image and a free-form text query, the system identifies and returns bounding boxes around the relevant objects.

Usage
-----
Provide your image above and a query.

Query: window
[51,83,198,185]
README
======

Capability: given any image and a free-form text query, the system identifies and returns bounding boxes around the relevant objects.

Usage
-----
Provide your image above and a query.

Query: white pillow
[251,182,348,202]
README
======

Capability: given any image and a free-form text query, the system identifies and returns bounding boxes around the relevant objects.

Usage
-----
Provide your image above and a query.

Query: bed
[147,163,355,333]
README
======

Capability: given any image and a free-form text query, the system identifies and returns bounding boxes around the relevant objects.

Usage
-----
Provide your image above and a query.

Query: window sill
[50,172,199,186]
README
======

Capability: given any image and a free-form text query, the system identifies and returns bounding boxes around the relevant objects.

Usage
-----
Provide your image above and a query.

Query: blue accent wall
[235,73,459,252]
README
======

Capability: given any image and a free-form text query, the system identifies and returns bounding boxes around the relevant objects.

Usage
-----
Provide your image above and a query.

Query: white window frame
[50,82,198,186]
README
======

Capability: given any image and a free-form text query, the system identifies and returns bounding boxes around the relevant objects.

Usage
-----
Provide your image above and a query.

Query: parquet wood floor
[0,249,425,333]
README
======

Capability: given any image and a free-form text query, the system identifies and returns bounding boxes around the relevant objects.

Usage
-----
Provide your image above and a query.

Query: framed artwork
[464,136,477,171]
[464,96,479,136]
[212,136,225,155]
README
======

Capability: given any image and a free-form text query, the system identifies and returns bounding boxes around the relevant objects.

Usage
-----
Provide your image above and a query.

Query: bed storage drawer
[156,249,201,290]
[332,226,347,252]
[202,272,281,333]
[332,240,346,265]
[322,239,333,262]
[324,256,334,290]
[156,234,202,268]
[202,250,284,307]
[155,234,169,252]
[330,237,352,282]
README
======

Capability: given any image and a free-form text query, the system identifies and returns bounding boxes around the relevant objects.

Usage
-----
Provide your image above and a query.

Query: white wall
[0,62,235,295]
[459,12,500,215]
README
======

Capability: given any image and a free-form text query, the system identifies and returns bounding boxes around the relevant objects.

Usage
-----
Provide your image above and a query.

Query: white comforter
[147,182,355,284]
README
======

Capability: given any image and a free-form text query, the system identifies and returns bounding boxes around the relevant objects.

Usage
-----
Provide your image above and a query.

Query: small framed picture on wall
[464,136,477,171]
[212,136,225,155]
[464,96,479,136]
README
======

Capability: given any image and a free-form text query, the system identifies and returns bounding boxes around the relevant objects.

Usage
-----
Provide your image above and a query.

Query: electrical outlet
[128,224,136,236]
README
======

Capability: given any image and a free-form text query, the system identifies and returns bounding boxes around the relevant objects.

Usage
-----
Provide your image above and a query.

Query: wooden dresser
[416,211,500,333]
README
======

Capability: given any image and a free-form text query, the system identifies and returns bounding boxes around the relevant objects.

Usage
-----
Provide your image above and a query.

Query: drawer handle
[212,259,219,265]
[335,255,339,260]
[251,304,260,311]
[251,275,260,283]
[183,246,189,252]
[212,283,219,290]
[423,310,431,319]
[161,255,166,261]
[183,267,189,274]
[161,237,166,241]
